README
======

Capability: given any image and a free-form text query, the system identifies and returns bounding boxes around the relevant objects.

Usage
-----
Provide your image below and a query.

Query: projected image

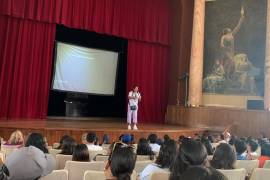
[53,42,119,95]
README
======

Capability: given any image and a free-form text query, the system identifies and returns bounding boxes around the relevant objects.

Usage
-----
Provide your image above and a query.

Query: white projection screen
[52,42,119,95]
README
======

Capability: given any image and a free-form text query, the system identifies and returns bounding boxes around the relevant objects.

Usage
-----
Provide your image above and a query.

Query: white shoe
[133,125,138,130]
[128,125,131,130]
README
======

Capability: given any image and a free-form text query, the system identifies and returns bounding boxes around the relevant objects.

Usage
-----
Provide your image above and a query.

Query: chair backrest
[89,150,107,160]
[64,161,105,180]
[149,171,170,180]
[263,160,270,168]
[56,154,72,169]
[95,155,109,161]
[218,168,246,180]
[250,168,270,180]
[39,170,68,180]
[49,149,62,158]
[235,160,259,175]
[1,145,19,156]
[135,160,153,173]
[83,170,137,180]
[137,155,151,161]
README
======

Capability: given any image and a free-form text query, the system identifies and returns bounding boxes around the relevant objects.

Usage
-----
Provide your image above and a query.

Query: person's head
[261,143,270,157]
[59,135,71,148]
[133,86,139,92]
[148,134,158,144]
[72,144,90,162]
[86,132,97,144]
[8,130,24,145]
[25,133,48,153]
[121,134,132,144]
[223,28,232,35]
[102,134,110,144]
[155,139,177,169]
[136,138,154,160]
[107,142,136,180]
[201,137,214,155]
[247,140,259,153]
[220,134,225,141]
[164,134,170,142]
[210,143,236,169]
[180,166,228,180]
[60,136,77,155]
[234,139,247,155]
[170,139,208,180]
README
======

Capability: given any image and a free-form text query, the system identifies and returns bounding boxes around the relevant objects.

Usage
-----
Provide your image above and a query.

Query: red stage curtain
[0,16,56,119]
[127,40,169,123]
[0,0,171,45]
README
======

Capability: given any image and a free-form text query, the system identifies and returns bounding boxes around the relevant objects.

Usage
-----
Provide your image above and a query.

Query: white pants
[127,104,138,124]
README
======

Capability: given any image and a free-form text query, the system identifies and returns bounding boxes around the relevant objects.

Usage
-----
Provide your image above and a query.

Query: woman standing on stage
[127,86,141,130]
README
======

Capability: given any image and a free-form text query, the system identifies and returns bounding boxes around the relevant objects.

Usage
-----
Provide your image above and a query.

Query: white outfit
[87,144,103,151]
[149,143,160,154]
[139,163,169,180]
[127,91,141,124]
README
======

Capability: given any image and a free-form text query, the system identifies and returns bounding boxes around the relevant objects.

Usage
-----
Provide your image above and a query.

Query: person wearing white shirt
[85,132,103,151]
[148,134,160,154]
[127,86,141,130]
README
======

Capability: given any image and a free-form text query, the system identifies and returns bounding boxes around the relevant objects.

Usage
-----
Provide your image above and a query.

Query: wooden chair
[235,160,259,175]
[55,154,72,169]
[218,168,246,180]
[250,168,270,180]
[39,170,68,180]
[263,160,270,168]
[64,161,105,180]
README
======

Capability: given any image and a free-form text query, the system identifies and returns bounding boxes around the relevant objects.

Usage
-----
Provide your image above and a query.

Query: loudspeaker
[247,100,264,110]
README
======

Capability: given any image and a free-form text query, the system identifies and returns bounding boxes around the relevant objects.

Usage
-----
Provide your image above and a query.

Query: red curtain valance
[0,0,171,45]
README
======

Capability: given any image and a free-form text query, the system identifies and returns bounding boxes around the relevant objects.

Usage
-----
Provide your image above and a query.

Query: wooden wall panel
[166,105,270,137]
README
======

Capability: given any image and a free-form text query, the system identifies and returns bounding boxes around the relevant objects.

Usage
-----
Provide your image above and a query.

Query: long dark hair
[210,143,236,169]
[170,139,207,180]
[72,144,90,162]
[108,142,136,180]
[25,133,48,153]
[136,138,155,160]
[60,136,77,155]
[155,139,177,169]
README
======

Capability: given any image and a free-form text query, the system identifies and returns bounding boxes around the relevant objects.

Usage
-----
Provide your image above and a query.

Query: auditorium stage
[0,118,205,145]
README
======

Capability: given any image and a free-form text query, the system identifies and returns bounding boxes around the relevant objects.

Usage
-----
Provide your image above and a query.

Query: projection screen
[52,42,119,95]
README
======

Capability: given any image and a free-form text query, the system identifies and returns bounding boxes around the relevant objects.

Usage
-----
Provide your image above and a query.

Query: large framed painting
[203,0,267,97]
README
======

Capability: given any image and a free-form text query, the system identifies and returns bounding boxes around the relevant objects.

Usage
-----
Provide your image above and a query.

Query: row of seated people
[0,130,270,180]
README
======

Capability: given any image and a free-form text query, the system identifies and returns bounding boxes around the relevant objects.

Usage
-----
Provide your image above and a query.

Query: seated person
[170,139,208,179]
[72,144,90,162]
[86,132,103,151]
[234,139,247,160]
[139,139,177,180]
[246,139,259,160]
[147,134,160,154]
[210,143,236,169]
[121,134,133,145]
[59,136,77,155]
[136,138,155,161]
[2,130,24,147]
[105,142,136,180]
[5,133,55,180]
[258,143,270,168]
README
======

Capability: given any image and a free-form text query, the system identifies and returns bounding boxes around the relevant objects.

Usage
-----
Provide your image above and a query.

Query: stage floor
[0,118,205,145]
